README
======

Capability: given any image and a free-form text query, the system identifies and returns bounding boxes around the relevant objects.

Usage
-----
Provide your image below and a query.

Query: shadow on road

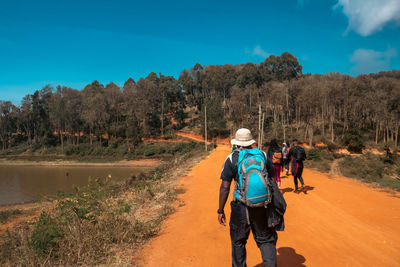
[301,185,314,195]
[280,187,293,195]
[254,247,306,267]
[280,185,315,195]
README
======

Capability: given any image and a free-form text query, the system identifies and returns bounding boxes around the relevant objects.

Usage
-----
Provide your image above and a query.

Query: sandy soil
[139,145,400,267]
[0,215,38,232]
[0,201,53,232]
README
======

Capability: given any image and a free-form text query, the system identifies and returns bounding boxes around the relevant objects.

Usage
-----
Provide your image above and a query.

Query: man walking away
[288,139,306,193]
[282,143,290,176]
[218,128,286,267]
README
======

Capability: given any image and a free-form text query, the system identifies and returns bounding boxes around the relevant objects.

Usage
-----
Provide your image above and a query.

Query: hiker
[218,128,286,267]
[282,142,290,176]
[288,139,306,193]
[266,139,283,189]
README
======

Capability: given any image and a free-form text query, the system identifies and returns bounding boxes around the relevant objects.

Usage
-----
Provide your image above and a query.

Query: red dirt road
[139,145,400,266]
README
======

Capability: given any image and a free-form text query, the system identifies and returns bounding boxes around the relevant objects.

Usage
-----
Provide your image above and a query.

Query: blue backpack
[233,148,272,208]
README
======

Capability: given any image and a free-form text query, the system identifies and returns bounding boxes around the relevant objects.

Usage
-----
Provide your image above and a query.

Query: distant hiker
[267,139,283,189]
[288,139,306,193]
[218,128,286,267]
[282,142,290,176]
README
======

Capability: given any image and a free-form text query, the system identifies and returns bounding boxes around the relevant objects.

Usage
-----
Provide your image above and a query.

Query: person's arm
[218,180,231,226]
[266,157,276,182]
[218,153,235,226]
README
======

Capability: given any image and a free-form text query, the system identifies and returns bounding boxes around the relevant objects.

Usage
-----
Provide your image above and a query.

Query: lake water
[0,165,149,206]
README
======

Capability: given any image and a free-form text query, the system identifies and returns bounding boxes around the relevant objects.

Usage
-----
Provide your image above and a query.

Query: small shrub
[307,149,321,161]
[29,211,63,252]
[327,142,337,152]
[64,144,78,156]
[31,143,42,152]
[0,209,22,223]
[341,129,365,153]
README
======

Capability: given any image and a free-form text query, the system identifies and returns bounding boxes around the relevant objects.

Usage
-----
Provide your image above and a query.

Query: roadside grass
[304,148,400,191]
[338,153,400,191]
[0,209,22,223]
[304,148,343,173]
[0,142,213,266]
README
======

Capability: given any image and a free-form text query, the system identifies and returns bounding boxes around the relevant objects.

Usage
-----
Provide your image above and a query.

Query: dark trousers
[230,201,277,267]
[291,160,304,190]
[283,158,290,172]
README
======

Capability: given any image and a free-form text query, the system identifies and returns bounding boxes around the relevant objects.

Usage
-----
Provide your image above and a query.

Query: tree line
[0,52,399,152]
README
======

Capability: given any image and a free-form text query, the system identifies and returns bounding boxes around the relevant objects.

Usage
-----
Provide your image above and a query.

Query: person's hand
[218,213,226,226]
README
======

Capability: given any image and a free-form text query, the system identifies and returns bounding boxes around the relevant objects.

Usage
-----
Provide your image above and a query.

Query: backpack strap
[232,148,242,202]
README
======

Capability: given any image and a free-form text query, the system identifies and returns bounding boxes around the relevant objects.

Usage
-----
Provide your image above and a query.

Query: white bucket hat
[231,128,256,147]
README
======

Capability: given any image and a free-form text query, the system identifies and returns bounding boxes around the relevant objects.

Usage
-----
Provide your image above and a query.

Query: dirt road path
[139,145,400,266]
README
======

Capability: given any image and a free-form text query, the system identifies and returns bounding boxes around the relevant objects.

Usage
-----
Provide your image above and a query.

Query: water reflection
[0,165,147,205]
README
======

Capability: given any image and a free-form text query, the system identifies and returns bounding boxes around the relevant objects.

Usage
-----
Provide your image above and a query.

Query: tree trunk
[391,127,394,142]
[375,120,379,144]
[204,104,207,152]
[283,112,286,142]
[249,90,252,110]
[383,126,386,144]
[90,127,93,145]
[386,126,390,144]
[161,97,164,136]
[331,116,334,143]
[61,130,64,151]
[261,112,265,147]
[304,124,309,140]
[258,104,261,148]
[395,123,399,148]
[321,103,325,137]
[309,124,313,148]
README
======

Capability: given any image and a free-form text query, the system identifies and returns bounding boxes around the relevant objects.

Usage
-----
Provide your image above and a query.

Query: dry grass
[0,143,211,266]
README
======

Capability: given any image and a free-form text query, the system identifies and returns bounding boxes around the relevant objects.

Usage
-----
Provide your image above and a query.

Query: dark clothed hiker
[218,128,286,267]
[282,143,290,175]
[288,139,306,193]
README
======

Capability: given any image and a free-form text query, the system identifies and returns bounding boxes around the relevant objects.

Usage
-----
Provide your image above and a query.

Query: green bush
[327,142,337,152]
[341,129,365,153]
[304,148,335,173]
[307,149,321,161]
[64,144,79,156]
[0,209,22,223]
[29,211,64,252]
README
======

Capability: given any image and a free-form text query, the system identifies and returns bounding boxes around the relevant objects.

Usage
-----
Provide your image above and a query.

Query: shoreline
[0,158,160,167]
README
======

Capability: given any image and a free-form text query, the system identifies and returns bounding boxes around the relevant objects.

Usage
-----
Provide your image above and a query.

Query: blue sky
[0,0,399,103]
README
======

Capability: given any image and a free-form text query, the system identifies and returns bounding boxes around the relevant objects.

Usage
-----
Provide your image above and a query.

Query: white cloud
[252,45,269,59]
[334,0,400,36]
[350,48,397,74]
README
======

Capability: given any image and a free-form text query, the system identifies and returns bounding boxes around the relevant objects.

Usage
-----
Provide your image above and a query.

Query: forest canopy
[1,52,399,152]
